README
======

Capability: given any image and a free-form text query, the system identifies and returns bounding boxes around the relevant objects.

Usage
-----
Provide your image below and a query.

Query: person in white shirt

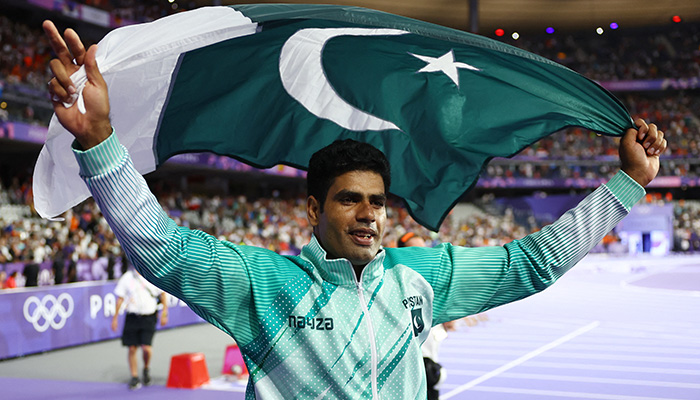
[112,265,168,390]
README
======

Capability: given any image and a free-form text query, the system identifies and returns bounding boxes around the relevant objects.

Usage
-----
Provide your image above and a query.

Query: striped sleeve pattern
[73,133,263,342]
[427,171,644,322]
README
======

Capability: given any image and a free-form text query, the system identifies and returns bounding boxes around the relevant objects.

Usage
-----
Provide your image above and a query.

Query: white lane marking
[445,361,700,376]
[441,321,600,399]
[444,341,700,354]
[446,371,700,389]
[465,385,685,400]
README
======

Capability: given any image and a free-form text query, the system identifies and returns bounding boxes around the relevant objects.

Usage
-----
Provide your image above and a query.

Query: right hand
[44,20,112,149]
[111,316,118,332]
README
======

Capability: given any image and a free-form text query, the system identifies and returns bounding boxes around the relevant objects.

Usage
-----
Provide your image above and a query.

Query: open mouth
[350,229,376,245]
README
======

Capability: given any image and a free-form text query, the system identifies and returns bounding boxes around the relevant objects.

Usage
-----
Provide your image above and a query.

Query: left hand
[620,118,667,187]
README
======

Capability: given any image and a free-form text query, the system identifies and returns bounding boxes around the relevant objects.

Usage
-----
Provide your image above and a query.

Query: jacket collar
[300,235,385,286]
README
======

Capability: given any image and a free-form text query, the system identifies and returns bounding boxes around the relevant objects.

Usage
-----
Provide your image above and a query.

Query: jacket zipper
[357,281,379,399]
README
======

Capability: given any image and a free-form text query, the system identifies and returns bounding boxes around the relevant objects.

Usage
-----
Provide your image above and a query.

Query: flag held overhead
[34,4,633,231]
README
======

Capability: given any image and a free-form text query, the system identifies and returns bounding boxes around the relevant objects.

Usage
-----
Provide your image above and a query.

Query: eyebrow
[333,190,387,203]
[370,193,388,204]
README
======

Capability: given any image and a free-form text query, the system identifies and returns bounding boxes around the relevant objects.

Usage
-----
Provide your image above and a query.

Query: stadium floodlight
[596,27,604,35]
[512,32,520,40]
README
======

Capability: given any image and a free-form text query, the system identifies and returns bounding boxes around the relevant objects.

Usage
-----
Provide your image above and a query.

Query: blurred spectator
[106,254,116,280]
[4,271,17,289]
[52,255,65,285]
[674,199,700,252]
[66,260,78,283]
[23,262,39,287]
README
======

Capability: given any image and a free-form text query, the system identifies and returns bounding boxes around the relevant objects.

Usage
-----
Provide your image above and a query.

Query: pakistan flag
[34,4,633,231]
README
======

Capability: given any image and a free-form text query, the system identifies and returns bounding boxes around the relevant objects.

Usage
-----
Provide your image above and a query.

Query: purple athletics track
[1,254,699,400]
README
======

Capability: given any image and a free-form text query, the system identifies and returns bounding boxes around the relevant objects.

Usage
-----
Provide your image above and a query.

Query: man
[112,265,168,390]
[44,20,666,399]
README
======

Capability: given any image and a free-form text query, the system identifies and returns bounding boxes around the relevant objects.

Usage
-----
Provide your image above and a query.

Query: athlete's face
[308,170,387,269]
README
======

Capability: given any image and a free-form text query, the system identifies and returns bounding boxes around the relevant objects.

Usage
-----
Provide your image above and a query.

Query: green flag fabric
[35,4,633,230]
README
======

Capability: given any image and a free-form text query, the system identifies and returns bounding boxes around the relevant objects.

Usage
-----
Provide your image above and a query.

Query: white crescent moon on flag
[279,27,408,132]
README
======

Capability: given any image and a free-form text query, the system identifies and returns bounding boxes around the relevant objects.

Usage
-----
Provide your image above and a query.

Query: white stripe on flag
[34,6,258,218]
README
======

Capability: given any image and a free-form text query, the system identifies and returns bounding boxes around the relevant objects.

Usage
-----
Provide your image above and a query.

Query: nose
[356,201,376,223]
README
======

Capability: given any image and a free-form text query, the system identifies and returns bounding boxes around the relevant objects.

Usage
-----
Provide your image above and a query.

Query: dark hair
[307,139,391,210]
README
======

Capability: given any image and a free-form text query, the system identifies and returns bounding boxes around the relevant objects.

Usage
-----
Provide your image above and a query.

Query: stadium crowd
[2,169,699,289]
[1,5,700,289]
[90,0,196,24]
[0,177,531,268]
[0,15,52,91]
[510,23,700,81]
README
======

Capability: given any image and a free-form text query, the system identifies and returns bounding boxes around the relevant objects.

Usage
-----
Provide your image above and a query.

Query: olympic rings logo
[23,294,75,333]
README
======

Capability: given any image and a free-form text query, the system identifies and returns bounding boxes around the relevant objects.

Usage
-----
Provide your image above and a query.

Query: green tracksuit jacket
[74,133,644,399]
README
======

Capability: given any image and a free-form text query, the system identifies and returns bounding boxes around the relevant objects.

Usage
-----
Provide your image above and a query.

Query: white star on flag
[410,50,480,88]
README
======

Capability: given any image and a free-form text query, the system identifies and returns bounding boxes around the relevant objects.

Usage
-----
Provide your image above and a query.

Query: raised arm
[44,20,112,149]
[43,22,259,342]
[429,119,667,322]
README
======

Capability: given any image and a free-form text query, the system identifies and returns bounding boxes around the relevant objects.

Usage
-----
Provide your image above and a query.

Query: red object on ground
[222,344,249,378]
[166,353,210,389]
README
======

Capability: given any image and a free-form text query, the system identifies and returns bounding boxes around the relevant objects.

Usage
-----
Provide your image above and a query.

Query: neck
[352,264,365,282]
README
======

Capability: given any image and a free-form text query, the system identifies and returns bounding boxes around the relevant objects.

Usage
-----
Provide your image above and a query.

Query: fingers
[48,59,75,102]
[648,127,666,156]
[42,20,73,67]
[633,118,667,157]
[634,118,648,141]
[44,20,81,104]
[64,28,86,66]
[84,45,106,88]
[43,21,87,66]
[640,123,665,156]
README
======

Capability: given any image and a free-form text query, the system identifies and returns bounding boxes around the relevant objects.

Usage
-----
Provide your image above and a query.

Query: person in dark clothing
[66,260,78,283]
[23,263,39,287]
[106,255,116,280]
[52,256,65,285]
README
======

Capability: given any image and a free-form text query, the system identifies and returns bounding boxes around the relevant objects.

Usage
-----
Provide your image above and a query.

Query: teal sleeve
[424,170,645,323]
[72,132,293,344]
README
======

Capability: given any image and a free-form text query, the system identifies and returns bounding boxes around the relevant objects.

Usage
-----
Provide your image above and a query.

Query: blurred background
[0,1,699,399]
[2,0,699,273]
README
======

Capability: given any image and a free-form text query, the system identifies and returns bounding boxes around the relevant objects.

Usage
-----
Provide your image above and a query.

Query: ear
[307,195,321,227]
